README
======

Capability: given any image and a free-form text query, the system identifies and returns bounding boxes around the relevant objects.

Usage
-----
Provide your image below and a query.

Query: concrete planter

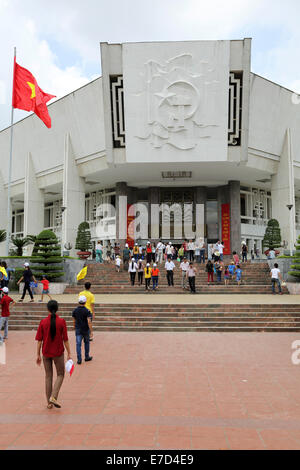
[286,283,300,295]
[19,282,68,295]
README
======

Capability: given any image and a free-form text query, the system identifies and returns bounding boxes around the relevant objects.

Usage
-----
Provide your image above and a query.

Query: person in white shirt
[186,263,197,294]
[166,242,173,257]
[180,257,190,289]
[115,256,121,272]
[217,241,224,261]
[165,258,175,286]
[270,263,283,295]
[187,240,195,262]
[156,241,164,264]
[128,258,138,286]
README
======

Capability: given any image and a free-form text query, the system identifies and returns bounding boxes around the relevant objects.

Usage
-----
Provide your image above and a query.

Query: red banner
[221,204,230,255]
[127,204,135,248]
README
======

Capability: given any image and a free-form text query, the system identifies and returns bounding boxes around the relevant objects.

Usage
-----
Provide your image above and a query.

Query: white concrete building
[0,38,299,256]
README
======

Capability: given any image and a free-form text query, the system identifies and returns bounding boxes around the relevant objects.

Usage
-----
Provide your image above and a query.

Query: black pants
[130,272,136,286]
[188,276,196,293]
[167,271,174,286]
[138,272,143,285]
[188,250,194,262]
[145,278,151,290]
[21,282,33,300]
[146,253,152,264]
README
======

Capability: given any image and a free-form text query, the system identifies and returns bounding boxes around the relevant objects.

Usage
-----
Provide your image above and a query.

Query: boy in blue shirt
[228,262,235,279]
[235,265,242,286]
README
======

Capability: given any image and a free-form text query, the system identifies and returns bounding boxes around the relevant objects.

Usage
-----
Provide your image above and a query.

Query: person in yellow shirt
[79,282,95,340]
[144,263,152,291]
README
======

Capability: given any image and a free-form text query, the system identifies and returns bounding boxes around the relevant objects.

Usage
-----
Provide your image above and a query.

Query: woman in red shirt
[35,300,71,409]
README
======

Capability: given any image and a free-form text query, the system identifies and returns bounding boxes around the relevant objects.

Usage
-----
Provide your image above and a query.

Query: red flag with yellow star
[12,58,56,128]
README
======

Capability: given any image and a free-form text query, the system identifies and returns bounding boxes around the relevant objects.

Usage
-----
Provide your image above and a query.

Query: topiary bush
[263,219,282,250]
[75,222,92,252]
[30,229,64,280]
[289,235,300,280]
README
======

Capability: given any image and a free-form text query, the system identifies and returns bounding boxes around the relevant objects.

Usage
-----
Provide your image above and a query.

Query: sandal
[49,396,61,408]
[47,403,53,409]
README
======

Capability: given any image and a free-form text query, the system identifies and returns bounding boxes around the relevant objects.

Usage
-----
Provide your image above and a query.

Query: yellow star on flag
[27,81,36,99]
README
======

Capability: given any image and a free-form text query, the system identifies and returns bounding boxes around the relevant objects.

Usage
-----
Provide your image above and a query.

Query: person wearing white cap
[0,287,15,342]
[144,263,152,291]
[72,296,93,364]
[151,264,160,291]
[241,241,248,263]
[123,244,131,271]
[133,243,140,259]
[17,263,37,302]
[128,258,138,286]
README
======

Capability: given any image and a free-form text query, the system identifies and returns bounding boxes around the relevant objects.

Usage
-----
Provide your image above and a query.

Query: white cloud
[1,0,300,128]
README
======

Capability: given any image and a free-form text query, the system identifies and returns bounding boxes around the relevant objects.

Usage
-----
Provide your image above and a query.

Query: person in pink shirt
[232,251,240,265]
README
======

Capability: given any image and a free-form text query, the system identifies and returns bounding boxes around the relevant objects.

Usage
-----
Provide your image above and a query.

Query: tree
[75,222,92,252]
[0,230,6,243]
[289,235,300,280]
[10,236,31,256]
[263,219,282,250]
[30,230,64,280]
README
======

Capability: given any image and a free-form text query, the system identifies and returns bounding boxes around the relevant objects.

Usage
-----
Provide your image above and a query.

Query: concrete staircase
[8,303,300,332]
[64,261,288,295]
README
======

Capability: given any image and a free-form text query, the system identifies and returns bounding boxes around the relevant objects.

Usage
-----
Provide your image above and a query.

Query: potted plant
[75,222,92,259]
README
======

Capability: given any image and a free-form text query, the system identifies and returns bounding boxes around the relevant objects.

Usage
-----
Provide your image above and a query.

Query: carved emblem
[134,53,219,150]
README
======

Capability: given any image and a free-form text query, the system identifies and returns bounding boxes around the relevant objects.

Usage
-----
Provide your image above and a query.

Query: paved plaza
[2,328,300,450]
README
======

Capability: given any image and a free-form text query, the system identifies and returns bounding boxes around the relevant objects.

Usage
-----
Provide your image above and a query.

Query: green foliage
[30,230,64,280]
[289,235,300,280]
[75,222,92,252]
[0,230,6,243]
[10,236,32,256]
[263,219,282,250]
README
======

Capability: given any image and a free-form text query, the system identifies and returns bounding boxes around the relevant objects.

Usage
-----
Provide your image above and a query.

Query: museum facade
[0,38,299,256]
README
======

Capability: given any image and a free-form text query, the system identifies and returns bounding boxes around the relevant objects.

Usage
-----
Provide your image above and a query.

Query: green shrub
[75,222,92,252]
[289,235,300,280]
[263,219,282,250]
[30,230,64,280]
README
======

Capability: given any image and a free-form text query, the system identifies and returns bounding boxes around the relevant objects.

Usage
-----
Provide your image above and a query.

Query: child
[228,262,235,279]
[151,264,160,291]
[224,266,230,286]
[0,287,15,342]
[30,279,38,296]
[115,255,121,272]
[232,251,239,266]
[39,276,52,302]
[235,265,243,286]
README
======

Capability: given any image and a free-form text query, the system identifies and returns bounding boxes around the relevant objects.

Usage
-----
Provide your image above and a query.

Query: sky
[1,0,300,130]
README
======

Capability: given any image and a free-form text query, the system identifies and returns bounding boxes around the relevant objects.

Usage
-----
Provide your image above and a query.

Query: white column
[62,133,85,256]
[23,152,44,239]
[0,171,8,256]
[271,128,296,253]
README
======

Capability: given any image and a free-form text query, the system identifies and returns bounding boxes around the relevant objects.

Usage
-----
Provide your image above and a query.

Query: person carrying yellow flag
[77,266,87,281]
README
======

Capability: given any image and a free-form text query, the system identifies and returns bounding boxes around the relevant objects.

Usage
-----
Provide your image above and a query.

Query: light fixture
[287,204,293,211]
[61,206,67,212]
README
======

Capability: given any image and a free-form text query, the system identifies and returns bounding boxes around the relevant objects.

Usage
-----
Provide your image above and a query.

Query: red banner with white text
[221,203,231,255]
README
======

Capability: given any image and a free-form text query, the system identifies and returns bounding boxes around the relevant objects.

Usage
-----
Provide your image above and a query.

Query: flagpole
[6,47,16,256]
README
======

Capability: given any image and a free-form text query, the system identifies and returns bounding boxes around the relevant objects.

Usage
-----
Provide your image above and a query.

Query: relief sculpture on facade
[134,53,219,150]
